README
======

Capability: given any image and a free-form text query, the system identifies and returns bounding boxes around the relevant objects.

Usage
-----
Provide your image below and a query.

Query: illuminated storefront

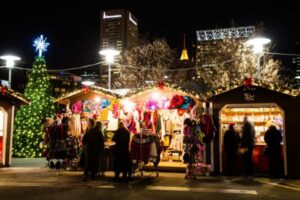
[122,83,206,170]
[208,85,300,177]
[0,86,28,167]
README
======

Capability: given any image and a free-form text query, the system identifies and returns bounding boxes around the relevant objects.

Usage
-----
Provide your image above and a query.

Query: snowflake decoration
[33,35,50,57]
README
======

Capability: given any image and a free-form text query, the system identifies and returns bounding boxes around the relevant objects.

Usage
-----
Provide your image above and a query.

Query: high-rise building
[99,9,139,87]
[195,26,255,67]
[292,56,300,87]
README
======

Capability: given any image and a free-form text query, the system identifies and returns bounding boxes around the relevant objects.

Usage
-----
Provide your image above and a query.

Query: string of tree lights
[12,35,55,158]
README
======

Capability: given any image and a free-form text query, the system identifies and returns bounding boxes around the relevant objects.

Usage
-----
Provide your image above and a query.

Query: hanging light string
[114,56,244,71]
[10,61,106,72]
[264,52,300,56]
[1,51,299,72]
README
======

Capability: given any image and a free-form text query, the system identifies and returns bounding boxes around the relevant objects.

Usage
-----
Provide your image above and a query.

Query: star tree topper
[33,35,50,57]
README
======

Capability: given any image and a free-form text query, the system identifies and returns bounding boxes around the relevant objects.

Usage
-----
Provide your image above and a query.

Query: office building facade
[99,9,139,88]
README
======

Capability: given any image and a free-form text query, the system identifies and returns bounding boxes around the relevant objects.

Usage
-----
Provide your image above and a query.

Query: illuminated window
[61,88,66,93]
[54,88,60,92]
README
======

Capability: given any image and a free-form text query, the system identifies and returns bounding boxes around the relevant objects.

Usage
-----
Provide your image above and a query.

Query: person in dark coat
[112,121,132,181]
[264,125,283,178]
[82,121,104,181]
[241,117,255,176]
[223,124,240,176]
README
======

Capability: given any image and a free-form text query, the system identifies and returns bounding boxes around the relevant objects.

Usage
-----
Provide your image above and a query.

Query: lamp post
[0,55,21,88]
[246,37,271,81]
[99,49,120,90]
[81,80,95,86]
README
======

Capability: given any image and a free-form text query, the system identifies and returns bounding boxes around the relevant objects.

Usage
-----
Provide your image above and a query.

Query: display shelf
[222,121,269,124]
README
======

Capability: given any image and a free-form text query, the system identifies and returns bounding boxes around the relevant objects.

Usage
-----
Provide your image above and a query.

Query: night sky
[0,0,299,70]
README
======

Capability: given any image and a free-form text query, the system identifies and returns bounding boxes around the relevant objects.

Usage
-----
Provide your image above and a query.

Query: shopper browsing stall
[82,121,104,181]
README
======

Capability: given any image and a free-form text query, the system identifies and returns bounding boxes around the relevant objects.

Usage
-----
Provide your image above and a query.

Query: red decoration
[93,114,97,119]
[169,95,184,109]
[82,86,90,94]
[177,109,184,116]
[244,77,252,87]
[157,81,165,90]
[0,85,7,95]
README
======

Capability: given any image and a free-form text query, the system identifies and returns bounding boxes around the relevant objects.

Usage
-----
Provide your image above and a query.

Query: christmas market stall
[0,85,29,167]
[120,82,213,174]
[49,85,122,170]
[208,83,300,177]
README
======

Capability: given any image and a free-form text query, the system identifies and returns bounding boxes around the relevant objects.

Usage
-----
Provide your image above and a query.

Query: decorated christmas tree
[13,35,54,158]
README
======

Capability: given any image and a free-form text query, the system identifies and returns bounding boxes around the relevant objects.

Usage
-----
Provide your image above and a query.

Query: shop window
[219,104,285,173]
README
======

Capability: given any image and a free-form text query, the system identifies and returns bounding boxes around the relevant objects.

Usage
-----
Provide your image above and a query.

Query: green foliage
[13,56,54,158]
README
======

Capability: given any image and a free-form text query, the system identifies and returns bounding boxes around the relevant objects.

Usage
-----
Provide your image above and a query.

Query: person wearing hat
[223,123,240,176]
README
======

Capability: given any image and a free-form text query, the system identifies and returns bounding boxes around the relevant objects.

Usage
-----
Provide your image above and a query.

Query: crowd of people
[223,116,283,178]
[80,114,283,181]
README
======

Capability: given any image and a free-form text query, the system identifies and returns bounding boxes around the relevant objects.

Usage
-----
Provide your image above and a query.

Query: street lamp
[246,37,271,81]
[82,80,95,86]
[0,55,21,88]
[99,49,120,90]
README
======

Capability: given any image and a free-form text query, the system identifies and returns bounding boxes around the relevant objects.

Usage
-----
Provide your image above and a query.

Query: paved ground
[0,166,299,200]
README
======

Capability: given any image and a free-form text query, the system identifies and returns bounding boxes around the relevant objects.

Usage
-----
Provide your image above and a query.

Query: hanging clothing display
[68,114,81,137]
[201,113,215,144]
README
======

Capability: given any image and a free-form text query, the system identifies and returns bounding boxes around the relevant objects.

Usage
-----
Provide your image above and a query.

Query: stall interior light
[121,99,136,112]
[151,92,160,100]
[295,76,300,79]
[94,97,101,103]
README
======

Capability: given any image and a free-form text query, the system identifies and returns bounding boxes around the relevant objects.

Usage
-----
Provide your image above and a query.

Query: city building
[292,56,300,87]
[180,35,189,62]
[48,71,82,97]
[195,26,255,67]
[99,9,139,88]
[16,71,82,98]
